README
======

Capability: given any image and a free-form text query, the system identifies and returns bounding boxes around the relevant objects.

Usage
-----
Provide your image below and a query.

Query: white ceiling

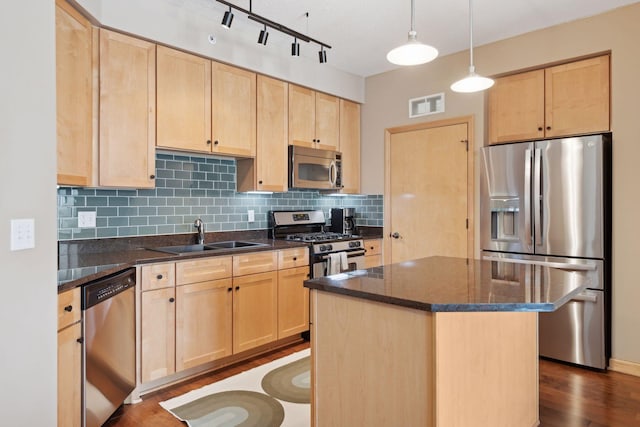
[188,0,638,77]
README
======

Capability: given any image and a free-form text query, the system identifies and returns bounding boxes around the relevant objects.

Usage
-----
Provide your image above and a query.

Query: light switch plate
[10,218,35,251]
[78,211,97,228]
[247,210,255,222]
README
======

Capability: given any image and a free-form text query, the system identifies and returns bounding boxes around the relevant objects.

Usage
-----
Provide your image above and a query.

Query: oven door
[312,249,365,278]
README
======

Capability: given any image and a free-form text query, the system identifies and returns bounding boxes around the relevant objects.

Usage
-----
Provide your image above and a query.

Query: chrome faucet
[194,218,205,245]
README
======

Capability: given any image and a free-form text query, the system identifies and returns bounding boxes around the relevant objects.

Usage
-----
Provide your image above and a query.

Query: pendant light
[450,0,494,93]
[387,0,438,66]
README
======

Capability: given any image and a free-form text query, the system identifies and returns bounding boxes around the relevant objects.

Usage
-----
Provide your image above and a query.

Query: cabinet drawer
[364,239,382,256]
[278,247,309,269]
[176,256,233,285]
[58,287,81,331]
[233,251,278,276]
[141,263,175,291]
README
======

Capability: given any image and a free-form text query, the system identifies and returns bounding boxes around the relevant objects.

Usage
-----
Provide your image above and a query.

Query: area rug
[160,349,310,427]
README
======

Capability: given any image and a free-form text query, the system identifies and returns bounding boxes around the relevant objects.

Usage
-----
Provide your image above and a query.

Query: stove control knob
[319,245,327,252]
[349,241,361,248]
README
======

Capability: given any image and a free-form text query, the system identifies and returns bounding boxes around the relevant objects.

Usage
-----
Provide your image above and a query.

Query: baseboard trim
[609,358,640,377]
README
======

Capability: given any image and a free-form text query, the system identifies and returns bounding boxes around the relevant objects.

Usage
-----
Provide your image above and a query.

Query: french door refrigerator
[480,133,612,369]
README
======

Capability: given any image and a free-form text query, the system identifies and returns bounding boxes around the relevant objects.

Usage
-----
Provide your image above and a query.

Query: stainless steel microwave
[288,145,342,191]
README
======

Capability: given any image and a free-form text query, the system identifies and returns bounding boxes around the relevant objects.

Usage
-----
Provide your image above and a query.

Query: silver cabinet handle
[482,256,596,271]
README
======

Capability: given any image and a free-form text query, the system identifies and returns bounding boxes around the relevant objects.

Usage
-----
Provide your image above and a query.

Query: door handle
[534,148,543,246]
[524,148,532,248]
[571,292,598,303]
[390,232,402,239]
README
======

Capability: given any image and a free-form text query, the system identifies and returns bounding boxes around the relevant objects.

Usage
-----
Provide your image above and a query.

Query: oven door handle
[320,249,366,260]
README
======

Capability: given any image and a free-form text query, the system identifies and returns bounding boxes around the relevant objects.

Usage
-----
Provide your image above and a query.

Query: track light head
[318,46,327,63]
[258,25,269,45]
[291,38,300,56]
[221,6,234,29]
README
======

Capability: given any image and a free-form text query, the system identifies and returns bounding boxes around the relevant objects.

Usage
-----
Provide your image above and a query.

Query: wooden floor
[105,343,640,427]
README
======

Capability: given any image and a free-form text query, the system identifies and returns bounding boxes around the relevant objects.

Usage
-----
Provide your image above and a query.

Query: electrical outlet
[248,210,255,222]
[78,211,97,228]
[10,218,35,251]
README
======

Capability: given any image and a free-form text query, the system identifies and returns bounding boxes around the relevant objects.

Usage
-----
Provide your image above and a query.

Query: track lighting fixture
[387,0,438,66]
[291,38,300,56]
[221,6,234,29]
[258,25,269,45]
[215,1,331,63]
[319,46,327,63]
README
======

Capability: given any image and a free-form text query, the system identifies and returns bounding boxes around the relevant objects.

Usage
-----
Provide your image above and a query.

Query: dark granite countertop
[304,256,590,312]
[58,233,309,292]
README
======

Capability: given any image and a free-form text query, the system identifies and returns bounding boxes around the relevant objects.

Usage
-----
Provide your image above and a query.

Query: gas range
[269,210,365,259]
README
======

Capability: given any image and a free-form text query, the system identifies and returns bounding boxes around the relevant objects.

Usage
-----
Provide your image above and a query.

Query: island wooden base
[311,290,539,427]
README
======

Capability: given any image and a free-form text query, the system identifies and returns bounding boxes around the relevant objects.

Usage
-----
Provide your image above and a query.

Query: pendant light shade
[387,0,438,66]
[451,0,494,93]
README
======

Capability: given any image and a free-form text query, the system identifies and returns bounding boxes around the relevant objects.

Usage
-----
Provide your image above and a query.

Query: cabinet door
[99,29,156,188]
[58,323,82,427]
[488,70,545,144]
[176,279,233,371]
[156,46,212,152]
[339,99,361,193]
[315,92,340,150]
[545,55,610,138]
[233,271,278,353]
[176,256,232,285]
[278,247,309,270]
[256,75,288,191]
[278,266,310,339]
[55,0,97,186]
[233,251,278,276]
[141,262,175,291]
[289,84,316,148]
[364,239,383,268]
[211,62,256,157]
[58,287,81,330]
[141,287,175,382]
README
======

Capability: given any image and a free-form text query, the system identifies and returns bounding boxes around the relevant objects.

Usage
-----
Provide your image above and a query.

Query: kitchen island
[304,256,590,427]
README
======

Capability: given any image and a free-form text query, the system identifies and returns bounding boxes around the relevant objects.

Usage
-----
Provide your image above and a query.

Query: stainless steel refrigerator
[480,133,611,369]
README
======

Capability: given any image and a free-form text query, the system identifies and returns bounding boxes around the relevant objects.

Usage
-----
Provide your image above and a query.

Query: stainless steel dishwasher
[82,268,136,427]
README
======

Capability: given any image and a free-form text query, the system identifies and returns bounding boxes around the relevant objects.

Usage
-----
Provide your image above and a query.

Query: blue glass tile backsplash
[57,151,383,240]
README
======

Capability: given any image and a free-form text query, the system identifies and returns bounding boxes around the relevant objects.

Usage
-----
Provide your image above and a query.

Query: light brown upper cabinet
[488,55,610,144]
[289,84,339,151]
[156,46,212,152]
[55,0,98,186]
[99,29,156,188]
[339,99,361,194]
[237,75,289,192]
[211,62,257,157]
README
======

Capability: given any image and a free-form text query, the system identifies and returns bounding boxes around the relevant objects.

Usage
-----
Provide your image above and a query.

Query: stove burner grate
[285,232,349,242]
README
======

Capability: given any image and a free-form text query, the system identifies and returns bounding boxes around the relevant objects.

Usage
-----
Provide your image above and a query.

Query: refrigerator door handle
[482,255,597,271]
[571,292,599,303]
[534,148,543,247]
[524,148,532,248]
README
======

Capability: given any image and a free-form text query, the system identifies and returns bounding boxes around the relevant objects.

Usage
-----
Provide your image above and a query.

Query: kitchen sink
[206,241,267,249]
[150,241,268,255]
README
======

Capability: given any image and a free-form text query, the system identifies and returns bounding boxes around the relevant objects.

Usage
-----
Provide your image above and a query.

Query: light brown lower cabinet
[364,238,383,268]
[57,287,82,427]
[278,266,310,338]
[139,248,308,386]
[233,271,278,354]
[140,286,176,383]
[176,279,233,370]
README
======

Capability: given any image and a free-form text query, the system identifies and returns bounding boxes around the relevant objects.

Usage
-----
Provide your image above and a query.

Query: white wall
[362,3,640,364]
[0,1,58,425]
[74,0,365,103]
